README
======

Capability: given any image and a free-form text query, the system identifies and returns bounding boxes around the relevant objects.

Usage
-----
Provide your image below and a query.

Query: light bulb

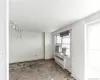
[12,25,16,29]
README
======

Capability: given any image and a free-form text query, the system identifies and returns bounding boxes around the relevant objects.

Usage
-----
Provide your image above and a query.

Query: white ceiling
[9,0,100,32]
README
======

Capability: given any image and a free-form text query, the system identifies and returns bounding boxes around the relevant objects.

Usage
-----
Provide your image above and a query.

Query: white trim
[85,19,100,80]
[86,19,100,25]
[84,23,88,80]
[6,0,9,80]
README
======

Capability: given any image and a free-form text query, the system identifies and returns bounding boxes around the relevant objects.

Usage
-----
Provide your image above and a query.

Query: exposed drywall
[45,33,53,59]
[0,0,6,80]
[9,26,44,63]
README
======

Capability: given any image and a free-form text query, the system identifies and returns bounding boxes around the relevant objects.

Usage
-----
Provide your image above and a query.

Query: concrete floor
[9,59,75,80]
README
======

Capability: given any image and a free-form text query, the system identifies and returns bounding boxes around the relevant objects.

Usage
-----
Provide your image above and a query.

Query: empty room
[9,0,100,80]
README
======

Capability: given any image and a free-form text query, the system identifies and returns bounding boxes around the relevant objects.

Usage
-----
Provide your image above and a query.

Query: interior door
[87,21,100,78]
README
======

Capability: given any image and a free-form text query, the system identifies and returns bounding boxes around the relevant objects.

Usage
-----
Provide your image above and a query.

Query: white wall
[45,33,53,59]
[52,11,100,80]
[0,0,6,80]
[71,20,85,80]
[52,20,85,80]
[9,26,45,63]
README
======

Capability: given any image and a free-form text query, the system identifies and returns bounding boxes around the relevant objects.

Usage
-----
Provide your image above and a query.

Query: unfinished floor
[9,59,75,80]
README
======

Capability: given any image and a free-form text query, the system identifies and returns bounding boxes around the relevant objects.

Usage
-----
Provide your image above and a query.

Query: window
[56,35,61,44]
[62,35,70,57]
[55,35,62,53]
[55,31,71,57]
[62,34,70,44]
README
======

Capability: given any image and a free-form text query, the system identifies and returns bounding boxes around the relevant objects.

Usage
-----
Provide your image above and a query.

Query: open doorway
[87,20,100,79]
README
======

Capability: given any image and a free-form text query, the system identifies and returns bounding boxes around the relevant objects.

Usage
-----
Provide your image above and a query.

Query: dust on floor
[9,59,75,80]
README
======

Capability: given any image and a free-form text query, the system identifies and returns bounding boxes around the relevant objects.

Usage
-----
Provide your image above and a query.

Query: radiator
[55,54,66,69]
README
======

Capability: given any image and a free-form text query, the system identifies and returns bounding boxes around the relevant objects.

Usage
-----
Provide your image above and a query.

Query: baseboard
[9,59,45,64]
[71,73,79,80]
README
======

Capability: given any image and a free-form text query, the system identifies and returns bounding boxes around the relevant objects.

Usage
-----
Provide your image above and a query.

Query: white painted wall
[71,20,85,80]
[0,0,6,80]
[9,26,45,63]
[52,20,85,80]
[52,11,100,80]
[45,33,53,59]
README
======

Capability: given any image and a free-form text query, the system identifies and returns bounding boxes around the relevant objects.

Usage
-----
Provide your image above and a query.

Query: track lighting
[10,20,22,32]
[12,24,16,29]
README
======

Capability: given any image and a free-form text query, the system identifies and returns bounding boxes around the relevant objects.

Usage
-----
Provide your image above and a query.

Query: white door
[87,21,100,78]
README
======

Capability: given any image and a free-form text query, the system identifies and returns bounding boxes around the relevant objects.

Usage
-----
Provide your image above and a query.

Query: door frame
[85,19,100,80]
